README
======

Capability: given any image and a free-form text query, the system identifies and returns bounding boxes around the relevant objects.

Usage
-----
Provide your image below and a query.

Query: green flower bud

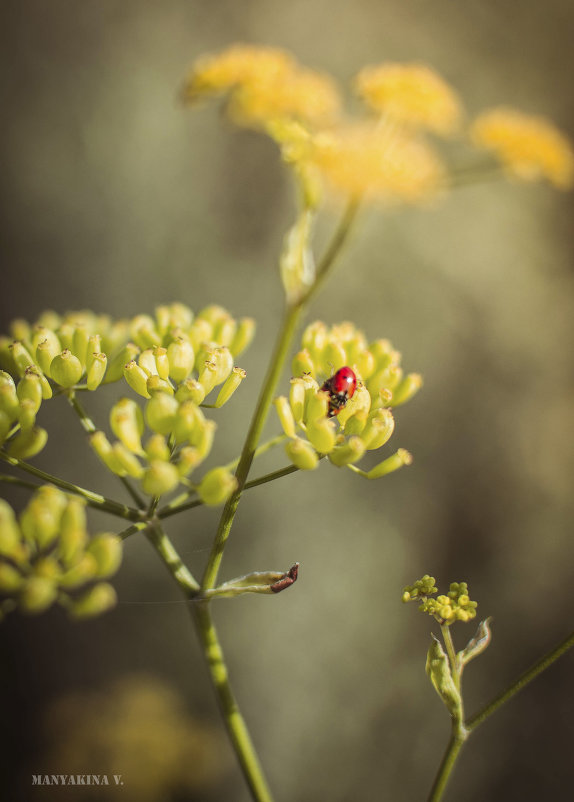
[145,393,179,435]
[16,369,43,414]
[302,321,327,363]
[7,425,48,459]
[369,339,395,369]
[175,379,205,405]
[321,341,347,375]
[156,303,193,334]
[131,314,161,349]
[305,390,330,423]
[72,325,90,368]
[215,367,246,407]
[198,467,238,506]
[0,372,19,418]
[368,365,403,397]
[85,334,102,372]
[336,382,371,427]
[0,499,24,560]
[123,360,151,398]
[153,346,170,380]
[285,437,319,470]
[172,400,205,445]
[211,347,234,385]
[197,360,218,396]
[213,315,236,347]
[289,378,306,423]
[50,350,83,387]
[353,349,376,380]
[365,448,412,479]
[307,417,337,453]
[344,409,368,436]
[89,431,128,476]
[0,563,23,592]
[167,337,195,383]
[274,396,297,438]
[32,326,61,357]
[59,499,88,566]
[35,338,57,376]
[86,353,107,391]
[112,443,144,478]
[110,398,145,454]
[0,336,18,375]
[9,341,36,377]
[86,534,122,578]
[390,373,423,406]
[19,486,67,549]
[141,461,180,496]
[104,343,139,383]
[361,408,395,450]
[34,556,62,580]
[18,398,38,430]
[195,419,217,459]
[59,553,98,588]
[57,323,75,352]
[197,304,229,326]
[188,318,213,352]
[229,317,256,357]
[0,409,12,444]
[138,348,158,376]
[68,582,117,619]
[146,375,174,396]
[291,349,315,377]
[426,635,462,718]
[328,436,366,467]
[10,318,31,343]
[144,434,171,462]
[176,446,201,477]
[20,576,58,613]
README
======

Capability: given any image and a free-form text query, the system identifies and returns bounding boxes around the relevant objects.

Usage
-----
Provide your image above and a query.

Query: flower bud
[336,382,371,427]
[274,396,297,438]
[0,563,23,592]
[145,393,179,435]
[19,486,67,549]
[20,576,58,613]
[302,321,328,362]
[156,303,193,334]
[213,315,236,347]
[10,341,37,377]
[188,319,213,351]
[365,448,412,479]
[59,553,99,588]
[197,467,238,506]
[0,372,19,418]
[0,337,18,375]
[131,315,161,349]
[289,378,306,423]
[197,360,218,395]
[172,400,205,445]
[112,443,144,478]
[153,346,170,380]
[86,534,123,578]
[57,323,75,352]
[0,499,23,560]
[68,582,117,619]
[50,350,83,387]
[7,425,48,459]
[285,437,319,470]
[110,398,145,454]
[369,339,395,369]
[306,418,337,454]
[86,353,107,390]
[215,367,246,407]
[146,375,174,396]
[305,390,330,423]
[59,499,88,566]
[328,436,366,467]
[0,410,11,444]
[175,379,205,405]
[167,337,195,383]
[138,348,159,376]
[85,335,102,372]
[89,431,127,476]
[195,419,216,459]
[368,365,403,397]
[17,369,43,414]
[10,318,31,343]
[123,360,151,398]
[35,340,59,377]
[72,325,90,368]
[390,373,423,406]
[361,408,395,450]
[229,317,255,356]
[145,434,171,462]
[291,349,315,377]
[141,461,180,496]
[18,398,39,430]
[321,341,347,374]
[105,343,139,383]
[344,409,368,436]
[211,347,234,385]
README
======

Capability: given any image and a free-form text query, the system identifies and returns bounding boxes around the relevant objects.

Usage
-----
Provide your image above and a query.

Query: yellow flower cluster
[355,62,463,136]
[0,304,255,504]
[404,577,478,625]
[0,487,121,619]
[470,107,574,188]
[182,44,341,128]
[274,321,419,476]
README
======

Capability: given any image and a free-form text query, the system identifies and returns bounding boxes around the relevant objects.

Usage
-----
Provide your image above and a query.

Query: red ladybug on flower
[321,366,357,417]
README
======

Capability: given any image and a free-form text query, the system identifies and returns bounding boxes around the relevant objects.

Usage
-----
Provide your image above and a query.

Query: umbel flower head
[0,487,121,619]
[0,304,254,505]
[403,576,478,625]
[274,320,420,476]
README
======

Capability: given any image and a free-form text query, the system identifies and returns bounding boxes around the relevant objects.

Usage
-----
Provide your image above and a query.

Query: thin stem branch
[144,521,200,595]
[192,602,274,802]
[0,451,141,520]
[427,732,466,802]
[467,628,574,731]
[0,473,41,493]
[66,391,146,508]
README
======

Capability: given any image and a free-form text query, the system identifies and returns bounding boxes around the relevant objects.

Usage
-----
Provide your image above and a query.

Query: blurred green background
[1,1,574,800]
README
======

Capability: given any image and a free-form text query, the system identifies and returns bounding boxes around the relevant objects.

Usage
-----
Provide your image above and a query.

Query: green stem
[427,731,466,802]
[467,628,574,731]
[0,473,41,492]
[192,602,274,802]
[222,434,287,472]
[0,451,141,520]
[440,623,460,690]
[117,521,150,540]
[144,522,200,595]
[66,391,146,508]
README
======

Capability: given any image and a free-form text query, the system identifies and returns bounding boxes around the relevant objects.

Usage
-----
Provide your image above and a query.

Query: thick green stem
[467,628,574,731]
[192,602,274,802]
[0,451,141,520]
[427,731,466,802]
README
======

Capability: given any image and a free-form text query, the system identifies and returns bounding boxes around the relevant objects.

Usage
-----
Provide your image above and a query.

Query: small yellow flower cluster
[355,62,462,136]
[182,44,341,129]
[404,577,477,625]
[0,304,254,504]
[470,107,574,188]
[274,321,419,475]
[0,487,121,619]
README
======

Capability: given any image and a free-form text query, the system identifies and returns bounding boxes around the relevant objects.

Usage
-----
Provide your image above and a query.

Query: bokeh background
[1,1,574,800]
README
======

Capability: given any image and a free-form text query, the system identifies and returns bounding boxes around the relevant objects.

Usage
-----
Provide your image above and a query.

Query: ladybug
[321,366,357,417]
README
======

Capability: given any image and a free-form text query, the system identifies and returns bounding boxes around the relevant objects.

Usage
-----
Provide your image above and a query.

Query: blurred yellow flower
[309,123,446,203]
[355,62,462,136]
[470,107,574,188]
[182,44,341,128]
